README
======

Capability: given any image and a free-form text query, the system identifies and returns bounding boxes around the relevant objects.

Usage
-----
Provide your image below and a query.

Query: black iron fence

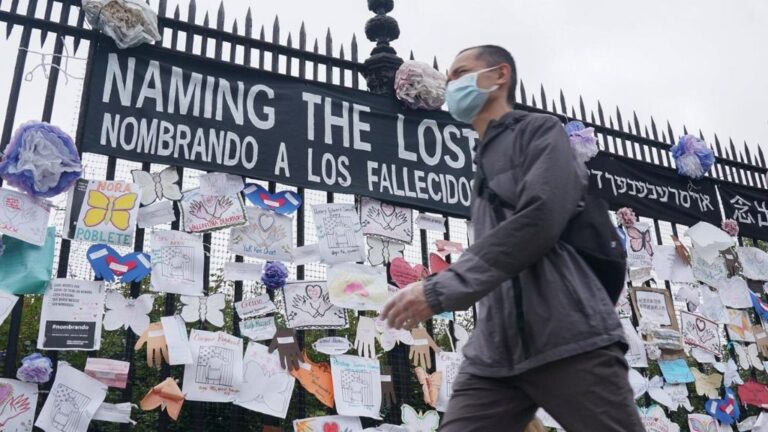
[0,1,766,431]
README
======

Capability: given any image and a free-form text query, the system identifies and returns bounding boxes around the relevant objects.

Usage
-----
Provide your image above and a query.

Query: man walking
[380,45,644,431]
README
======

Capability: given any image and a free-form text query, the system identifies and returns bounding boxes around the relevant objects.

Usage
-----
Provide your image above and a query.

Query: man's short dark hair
[459,45,517,106]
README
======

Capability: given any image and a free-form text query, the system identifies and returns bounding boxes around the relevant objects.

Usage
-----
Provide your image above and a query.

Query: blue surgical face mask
[446,66,500,123]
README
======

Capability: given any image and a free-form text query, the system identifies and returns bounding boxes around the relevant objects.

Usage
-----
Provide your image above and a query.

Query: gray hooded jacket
[424,111,625,378]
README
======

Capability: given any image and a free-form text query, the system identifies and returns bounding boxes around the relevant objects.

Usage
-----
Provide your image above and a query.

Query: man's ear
[495,64,512,87]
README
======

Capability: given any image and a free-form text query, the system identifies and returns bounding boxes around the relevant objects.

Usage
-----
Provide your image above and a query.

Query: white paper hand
[355,316,376,359]
[375,316,414,351]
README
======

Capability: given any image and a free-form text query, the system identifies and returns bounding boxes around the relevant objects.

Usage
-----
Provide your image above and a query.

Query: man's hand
[380,281,434,330]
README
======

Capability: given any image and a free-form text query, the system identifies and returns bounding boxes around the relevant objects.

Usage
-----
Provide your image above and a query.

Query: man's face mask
[446,66,500,123]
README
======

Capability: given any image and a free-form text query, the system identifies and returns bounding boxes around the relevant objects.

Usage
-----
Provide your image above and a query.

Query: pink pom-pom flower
[394,60,447,110]
[616,207,637,228]
[721,219,739,237]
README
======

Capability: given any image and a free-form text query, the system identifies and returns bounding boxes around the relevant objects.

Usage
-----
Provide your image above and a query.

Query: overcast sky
[0,0,766,155]
[177,0,768,154]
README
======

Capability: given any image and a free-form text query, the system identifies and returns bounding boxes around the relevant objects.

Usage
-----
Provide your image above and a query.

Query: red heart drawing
[105,256,137,276]
[390,258,428,289]
[323,422,340,432]
[305,284,323,300]
[429,253,449,274]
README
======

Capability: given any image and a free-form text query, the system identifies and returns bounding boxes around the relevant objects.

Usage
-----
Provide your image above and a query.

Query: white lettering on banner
[729,195,768,228]
[591,169,715,213]
[367,161,472,207]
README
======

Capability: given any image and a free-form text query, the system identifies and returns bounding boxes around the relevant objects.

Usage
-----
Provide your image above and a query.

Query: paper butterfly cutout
[750,292,768,322]
[103,291,154,336]
[627,225,654,256]
[87,244,151,283]
[688,413,720,432]
[131,167,182,206]
[715,359,744,387]
[663,383,693,412]
[733,343,764,371]
[415,367,442,408]
[628,369,674,410]
[401,404,440,432]
[180,293,226,327]
[243,184,302,215]
[290,353,334,409]
[705,387,740,425]
[84,189,138,230]
[367,237,405,266]
[140,377,184,421]
[375,317,415,351]
[691,368,724,398]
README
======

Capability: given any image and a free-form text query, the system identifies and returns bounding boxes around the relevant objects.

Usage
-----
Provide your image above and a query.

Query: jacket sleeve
[424,115,586,313]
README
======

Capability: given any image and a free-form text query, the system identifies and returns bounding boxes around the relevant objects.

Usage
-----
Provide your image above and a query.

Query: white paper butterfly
[401,404,440,432]
[103,291,154,336]
[628,369,675,410]
[733,343,765,371]
[367,237,405,266]
[453,324,469,352]
[375,316,414,351]
[714,358,744,386]
[131,166,182,206]
[180,293,226,327]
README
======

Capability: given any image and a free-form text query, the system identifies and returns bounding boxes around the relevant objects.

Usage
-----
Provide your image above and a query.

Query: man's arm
[423,116,586,313]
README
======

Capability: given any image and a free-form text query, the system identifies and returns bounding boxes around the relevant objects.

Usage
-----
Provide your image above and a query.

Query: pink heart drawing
[344,282,369,297]
[380,202,396,217]
[305,284,323,300]
[389,257,428,289]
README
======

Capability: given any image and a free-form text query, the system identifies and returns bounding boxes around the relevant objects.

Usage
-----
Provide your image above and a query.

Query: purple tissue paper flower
[261,261,288,292]
[670,134,715,179]
[0,121,82,198]
[16,352,53,384]
[394,60,447,111]
[721,219,739,237]
[616,207,637,228]
[564,121,598,164]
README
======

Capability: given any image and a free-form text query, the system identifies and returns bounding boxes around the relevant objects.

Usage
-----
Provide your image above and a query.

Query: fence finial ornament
[362,0,403,94]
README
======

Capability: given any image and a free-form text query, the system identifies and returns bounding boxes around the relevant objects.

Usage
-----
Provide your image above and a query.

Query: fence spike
[287,33,293,48]
[540,85,548,111]
[519,81,527,106]
[590,111,596,124]
[730,138,740,162]
[259,25,265,40]
[326,28,333,56]
[633,112,642,137]
[351,34,358,62]
[217,1,225,30]
[559,90,567,114]
[531,95,537,108]
[597,101,605,126]
[644,126,650,138]
[74,6,86,52]
[245,9,253,37]
[433,56,439,70]
[650,117,658,140]
[698,129,705,140]
[579,96,586,120]
[203,12,210,29]
[409,50,415,60]
[173,4,180,20]
[188,0,197,23]
[273,16,280,44]
[744,141,752,164]
[758,146,767,168]
[339,45,345,60]
[615,107,624,131]
[313,38,319,53]
[6,0,19,37]
[298,22,306,50]
[570,107,577,119]
[666,121,675,143]
[714,134,723,156]
[683,125,689,135]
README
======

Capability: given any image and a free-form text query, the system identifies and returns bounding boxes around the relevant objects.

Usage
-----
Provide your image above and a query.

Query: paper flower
[82,0,161,49]
[616,207,637,228]
[394,60,447,110]
[261,261,288,292]
[16,353,53,383]
[565,121,599,163]
[0,122,82,198]
[671,134,715,179]
[721,219,739,237]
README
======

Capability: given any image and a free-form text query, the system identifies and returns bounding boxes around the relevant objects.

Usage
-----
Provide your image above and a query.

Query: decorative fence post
[362,0,403,94]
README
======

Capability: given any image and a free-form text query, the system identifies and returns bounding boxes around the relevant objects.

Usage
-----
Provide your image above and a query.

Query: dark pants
[440,344,644,432]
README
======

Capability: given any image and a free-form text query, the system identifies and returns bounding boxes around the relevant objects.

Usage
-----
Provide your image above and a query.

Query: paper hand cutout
[135,322,169,368]
[737,381,768,409]
[268,327,302,371]
[355,316,377,359]
[140,377,184,421]
[0,384,32,427]
[753,325,768,357]
[628,369,674,410]
[380,365,396,408]
[690,368,723,399]
[415,367,443,408]
[88,244,151,283]
[410,327,441,369]
[103,291,153,336]
[705,387,740,425]
[375,316,414,352]
[290,353,334,409]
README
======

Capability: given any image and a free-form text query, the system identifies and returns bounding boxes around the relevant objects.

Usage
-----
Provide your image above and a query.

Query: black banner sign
[43,321,97,349]
[81,43,476,217]
[586,154,720,226]
[718,183,768,240]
